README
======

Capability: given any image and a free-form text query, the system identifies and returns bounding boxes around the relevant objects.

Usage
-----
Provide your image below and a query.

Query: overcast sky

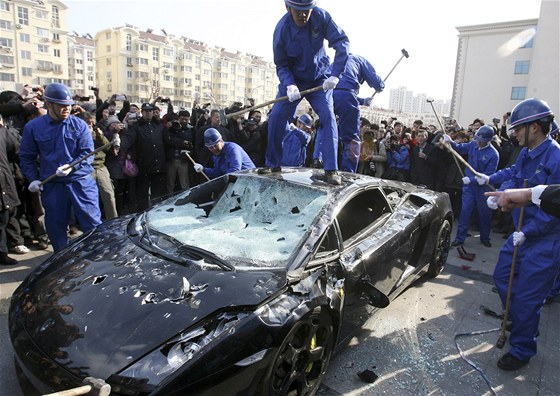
[65,0,542,108]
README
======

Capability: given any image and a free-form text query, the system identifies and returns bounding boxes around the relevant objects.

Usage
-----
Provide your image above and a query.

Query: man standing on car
[19,83,103,252]
[260,0,349,185]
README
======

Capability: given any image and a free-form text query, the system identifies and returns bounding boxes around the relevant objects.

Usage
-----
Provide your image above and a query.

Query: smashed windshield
[147,176,329,268]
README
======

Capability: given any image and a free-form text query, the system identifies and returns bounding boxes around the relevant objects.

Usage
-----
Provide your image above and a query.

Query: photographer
[164,112,194,194]
[96,93,130,125]
[237,117,265,167]
[383,134,410,182]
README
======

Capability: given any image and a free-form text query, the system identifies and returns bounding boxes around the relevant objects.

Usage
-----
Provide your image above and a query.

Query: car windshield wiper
[140,213,154,247]
[177,245,234,271]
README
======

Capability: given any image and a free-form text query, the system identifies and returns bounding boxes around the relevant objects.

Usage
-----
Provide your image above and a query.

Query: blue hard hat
[204,128,222,147]
[550,120,558,137]
[43,83,75,105]
[285,0,316,10]
[474,125,494,142]
[509,98,554,130]
[298,113,313,128]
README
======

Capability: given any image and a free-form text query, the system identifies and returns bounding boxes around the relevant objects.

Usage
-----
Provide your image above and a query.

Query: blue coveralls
[202,142,255,179]
[452,141,499,244]
[489,137,560,362]
[331,54,384,173]
[266,7,349,171]
[19,114,102,252]
[282,124,311,167]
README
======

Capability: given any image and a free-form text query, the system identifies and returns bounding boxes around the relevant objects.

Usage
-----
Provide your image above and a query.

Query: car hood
[16,217,286,379]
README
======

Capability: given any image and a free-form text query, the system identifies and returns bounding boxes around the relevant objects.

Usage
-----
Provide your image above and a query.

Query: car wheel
[427,219,451,277]
[268,307,334,395]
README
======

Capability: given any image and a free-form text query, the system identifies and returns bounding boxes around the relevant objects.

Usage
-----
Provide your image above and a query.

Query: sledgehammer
[43,377,110,396]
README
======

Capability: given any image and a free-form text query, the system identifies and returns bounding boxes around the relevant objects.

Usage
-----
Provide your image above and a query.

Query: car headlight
[117,311,249,387]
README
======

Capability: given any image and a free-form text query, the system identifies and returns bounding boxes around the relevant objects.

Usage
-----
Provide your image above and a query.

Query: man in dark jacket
[117,103,166,211]
[410,129,438,189]
[164,113,194,194]
[0,114,21,265]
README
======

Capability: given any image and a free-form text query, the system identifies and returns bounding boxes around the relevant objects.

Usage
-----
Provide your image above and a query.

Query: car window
[382,186,405,210]
[337,189,391,243]
[146,175,329,268]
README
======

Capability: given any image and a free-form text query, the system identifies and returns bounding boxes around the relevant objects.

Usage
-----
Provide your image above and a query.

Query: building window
[521,37,533,49]
[54,49,61,57]
[38,44,49,53]
[76,79,84,84]
[36,27,49,37]
[17,6,29,25]
[0,37,13,47]
[138,58,148,65]
[511,87,526,100]
[88,76,93,82]
[75,48,83,55]
[0,73,15,82]
[127,70,133,78]
[87,66,93,72]
[106,45,111,52]
[76,69,83,75]
[19,33,30,43]
[52,33,60,42]
[36,9,48,19]
[0,20,11,30]
[51,5,59,28]
[53,64,62,74]
[126,57,133,65]
[0,54,13,65]
[21,67,32,77]
[76,59,83,64]
[87,51,93,61]
[0,2,10,11]
[152,48,159,61]
[514,60,530,74]
[106,32,111,40]
[137,44,148,52]
[163,48,173,57]
[126,34,132,51]
[106,58,111,66]
[21,50,31,59]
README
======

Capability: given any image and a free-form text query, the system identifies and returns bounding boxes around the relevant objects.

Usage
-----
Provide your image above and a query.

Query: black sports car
[9,168,452,395]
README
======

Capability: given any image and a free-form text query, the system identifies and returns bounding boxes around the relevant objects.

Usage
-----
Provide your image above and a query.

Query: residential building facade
[0,0,69,92]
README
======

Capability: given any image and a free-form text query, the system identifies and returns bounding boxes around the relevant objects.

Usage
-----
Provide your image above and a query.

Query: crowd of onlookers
[1,83,558,260]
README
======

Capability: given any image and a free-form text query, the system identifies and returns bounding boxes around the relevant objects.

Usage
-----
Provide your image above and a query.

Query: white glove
[442,134,453,144]
[56,164,72,177]
[193,163,204,173]
[487,196,499,210]
[512,231,526,246]
[112,133,121,147]
[288,123,297,131]
[286,85,301,103]
[28,180,43,193]
[363,97,373,107]
[462,176,471,185]
[475,174,490,186]
[323,76,339,91]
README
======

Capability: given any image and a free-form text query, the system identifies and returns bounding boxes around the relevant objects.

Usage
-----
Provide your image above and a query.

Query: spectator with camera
[282,114,313,167]
[164,112,195,194]
[195,109,235,170]
[96,94,130,127]
[384,134,410,182]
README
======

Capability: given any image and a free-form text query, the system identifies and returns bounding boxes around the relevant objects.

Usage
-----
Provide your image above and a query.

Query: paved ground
[0,228,558,396]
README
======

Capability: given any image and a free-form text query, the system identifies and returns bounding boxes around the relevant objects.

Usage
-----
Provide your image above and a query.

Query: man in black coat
[117,103,166,211]
[410,129,438,190]
[0,115,21,265]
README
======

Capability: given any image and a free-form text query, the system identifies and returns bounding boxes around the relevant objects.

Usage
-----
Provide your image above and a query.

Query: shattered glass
[148,177,328,268]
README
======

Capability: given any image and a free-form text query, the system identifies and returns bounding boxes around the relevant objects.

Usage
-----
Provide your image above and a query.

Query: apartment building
[67,32,95,98]
[451,0,559,127]
[0,0,69,92]
[94,25,277,110]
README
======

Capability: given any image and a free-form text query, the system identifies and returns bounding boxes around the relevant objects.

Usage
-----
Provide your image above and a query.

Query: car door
[336,188,423,297]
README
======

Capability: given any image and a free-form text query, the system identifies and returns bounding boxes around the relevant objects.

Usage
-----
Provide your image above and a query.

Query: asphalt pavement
[0,228,558,396]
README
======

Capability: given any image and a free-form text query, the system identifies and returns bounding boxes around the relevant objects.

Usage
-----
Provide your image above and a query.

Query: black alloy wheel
[427,219,451,277]
[269,307,334,395]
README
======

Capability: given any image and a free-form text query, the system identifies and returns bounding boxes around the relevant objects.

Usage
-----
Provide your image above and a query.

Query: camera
[492,118,500,124]
[79,96,90,102]
[160,98,170,103]
[507,112,511,116]
[170,120,181,129]
[115,95,126,101]
[128,112,137,120]
[89,86,98,91]
[32,87,40,92]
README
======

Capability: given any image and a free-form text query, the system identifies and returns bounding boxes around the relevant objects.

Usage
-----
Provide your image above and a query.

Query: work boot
[312,158,323,169]
[37,235,49,250]
[497,353,529,371]
[451,240,463,247]
[481,240,492,247]
[0,252,18,266]
[324,171,341,185]
[258,166,281,174]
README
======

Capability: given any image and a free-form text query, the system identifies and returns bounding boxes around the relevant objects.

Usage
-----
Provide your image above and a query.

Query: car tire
[268,307,334,395]
[427,218,451,277]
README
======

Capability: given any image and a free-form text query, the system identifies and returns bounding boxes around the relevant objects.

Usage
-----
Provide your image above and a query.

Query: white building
[451,0,559,128]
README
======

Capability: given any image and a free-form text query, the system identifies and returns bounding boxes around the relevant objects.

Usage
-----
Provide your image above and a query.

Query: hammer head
[401,48,410,58]
[83,377,111,396]
[426,98,434,103]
